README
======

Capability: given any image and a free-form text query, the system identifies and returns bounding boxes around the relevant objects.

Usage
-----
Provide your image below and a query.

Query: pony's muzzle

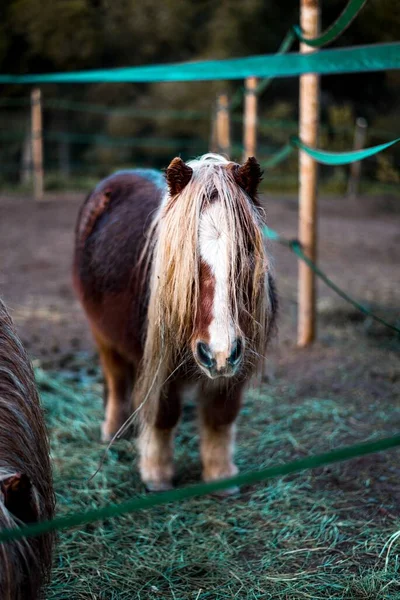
[195,339,243,378]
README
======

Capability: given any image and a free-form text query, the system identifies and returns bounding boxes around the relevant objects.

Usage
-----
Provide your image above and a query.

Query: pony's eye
[209,189,218,203]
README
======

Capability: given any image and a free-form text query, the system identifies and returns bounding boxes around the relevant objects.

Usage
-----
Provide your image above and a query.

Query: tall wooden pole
[347,117,368,199]
[31,88,44,200]
[298,0,320,347]
[216,93,231,157]
[243,76,258,161]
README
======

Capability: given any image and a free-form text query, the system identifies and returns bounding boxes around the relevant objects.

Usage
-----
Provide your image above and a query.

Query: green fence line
[1,127,398,162]
[1,433,400,544]
[0,129,276,157]
[256,30,297,97]
[293,241,400,335]
[263,226,400,335]
[0,207,398,544]
[230,29,297,110]
[293,0,368,48]
[252,0,368,111]
[0,43,398,84]
[0,99,398,142]
[1,132,399,180]
[259,134,400,168]
[293,135,400,165]
[261,142,294,168]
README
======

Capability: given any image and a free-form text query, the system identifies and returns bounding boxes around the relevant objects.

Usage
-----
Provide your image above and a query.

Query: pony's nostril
[196,342,214,368]
[228,339,243,365]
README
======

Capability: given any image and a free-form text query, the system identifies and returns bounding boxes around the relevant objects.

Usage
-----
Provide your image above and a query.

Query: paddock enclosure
[0,188,398,598]
[1,0,400,597]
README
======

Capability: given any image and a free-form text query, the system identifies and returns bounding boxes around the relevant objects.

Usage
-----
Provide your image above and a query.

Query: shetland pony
[0,299,54,599]
[73,155,277,491]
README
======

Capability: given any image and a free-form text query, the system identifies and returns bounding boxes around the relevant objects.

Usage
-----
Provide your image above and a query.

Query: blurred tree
[10,0,99,69]
[0,0,398,178]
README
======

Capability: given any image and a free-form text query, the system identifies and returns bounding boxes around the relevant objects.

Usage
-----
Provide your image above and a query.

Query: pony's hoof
[203,464,239,496]
[145,480,174,492]
[101,423,113,443]
[139,457,174,492]
[101,420,131,443]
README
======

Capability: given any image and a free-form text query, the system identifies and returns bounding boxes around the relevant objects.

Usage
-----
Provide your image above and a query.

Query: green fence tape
[291,135,400,165]
[0,43,398,84]
[261,142,294,168]
[256,30,297,96]
[263,226,400,335]
[1,433,400,543]
[0,100,398,143]
[291,240,400,335]
[230,28,296,111]
[293,0,368,48]
[0,220,397,545]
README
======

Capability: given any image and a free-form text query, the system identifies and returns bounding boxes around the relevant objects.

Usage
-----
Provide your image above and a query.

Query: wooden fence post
[215,93,231,157]
[31,88,44,200]
[347,117,368,199]
[243,76,258,161]
[298,0,320,347]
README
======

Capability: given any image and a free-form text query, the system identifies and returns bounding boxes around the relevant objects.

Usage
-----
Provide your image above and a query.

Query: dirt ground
[0,189,398,405]
[1,188,400,599]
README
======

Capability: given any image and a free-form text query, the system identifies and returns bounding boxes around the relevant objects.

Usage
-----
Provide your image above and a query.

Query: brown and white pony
[0,299,54,599]
[73,154,277,491]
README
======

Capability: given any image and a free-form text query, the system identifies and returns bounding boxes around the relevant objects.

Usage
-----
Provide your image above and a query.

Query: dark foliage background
[0,0,399,188]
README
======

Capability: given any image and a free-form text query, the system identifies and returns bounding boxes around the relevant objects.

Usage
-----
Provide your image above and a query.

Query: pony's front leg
[137,381,182,491]
[198,382,243,492]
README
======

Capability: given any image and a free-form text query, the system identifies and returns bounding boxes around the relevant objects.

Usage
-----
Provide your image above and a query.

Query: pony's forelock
[136,154,271,423]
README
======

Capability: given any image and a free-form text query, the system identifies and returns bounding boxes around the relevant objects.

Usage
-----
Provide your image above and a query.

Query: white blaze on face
[199,201,235,363]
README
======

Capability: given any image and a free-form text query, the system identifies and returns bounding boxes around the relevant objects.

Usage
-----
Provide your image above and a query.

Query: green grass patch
[36,356,400,599]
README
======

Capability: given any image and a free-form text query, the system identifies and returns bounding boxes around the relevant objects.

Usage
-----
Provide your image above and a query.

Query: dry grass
[34,338,400,599]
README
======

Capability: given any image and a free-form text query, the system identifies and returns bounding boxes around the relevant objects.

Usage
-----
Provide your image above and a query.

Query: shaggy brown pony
[73,154,277,492]
[0,299,54,599]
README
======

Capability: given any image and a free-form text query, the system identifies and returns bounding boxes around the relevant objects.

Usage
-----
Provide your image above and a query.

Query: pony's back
[73,170,166,360]
[0,299,54,599]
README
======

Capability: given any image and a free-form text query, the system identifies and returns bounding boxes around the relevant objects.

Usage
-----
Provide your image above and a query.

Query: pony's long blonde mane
[136,154,271,423]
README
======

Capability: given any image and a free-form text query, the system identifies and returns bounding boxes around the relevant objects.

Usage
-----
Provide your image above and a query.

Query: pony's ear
[1,473,38,523]
[166,157,193,195]
[231,157,263,197]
